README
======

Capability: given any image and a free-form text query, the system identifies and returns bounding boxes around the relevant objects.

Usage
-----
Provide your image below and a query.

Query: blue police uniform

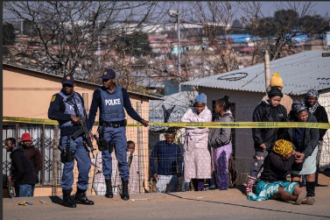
[48,74,93,207]
[88,68,145,200]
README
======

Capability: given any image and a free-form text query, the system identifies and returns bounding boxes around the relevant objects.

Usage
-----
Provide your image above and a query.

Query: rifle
[71,97,96,158]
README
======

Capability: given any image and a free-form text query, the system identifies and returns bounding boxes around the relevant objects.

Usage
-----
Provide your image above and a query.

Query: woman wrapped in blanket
[248,139,306,205]
[286,100,319,205]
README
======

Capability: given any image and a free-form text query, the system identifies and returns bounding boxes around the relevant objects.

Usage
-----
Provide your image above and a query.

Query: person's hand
[294,151,301,159]
[295,153,305,163]
[260,143,266,150]
[8,176,14,186]
[71,115,82,125]
[153,173,158,181]
[140,119,149,127]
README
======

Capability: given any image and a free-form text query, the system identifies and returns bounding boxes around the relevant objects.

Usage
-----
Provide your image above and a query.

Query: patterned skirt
[247,180,298,201]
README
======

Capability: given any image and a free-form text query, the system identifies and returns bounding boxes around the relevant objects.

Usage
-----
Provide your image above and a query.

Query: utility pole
[168,9,181,93]
[21,19,23,35]
[264,50,270,92]
[177,10,181,92]
[97,19,101,67]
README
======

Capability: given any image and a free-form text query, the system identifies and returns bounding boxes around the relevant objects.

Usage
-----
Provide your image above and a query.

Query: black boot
[121,180,130,201]
[105,179,113,198]
[62,189,76,208]
[74,188,94,205]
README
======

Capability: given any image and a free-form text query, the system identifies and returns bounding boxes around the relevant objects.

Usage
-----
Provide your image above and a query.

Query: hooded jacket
[10,148,38,185]
[252,100,288,150]
[208,111,234,148]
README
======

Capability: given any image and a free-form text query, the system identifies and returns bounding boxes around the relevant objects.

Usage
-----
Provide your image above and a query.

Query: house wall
[199,87,302,184]
[318,89,330,171]
[3,65,151,196]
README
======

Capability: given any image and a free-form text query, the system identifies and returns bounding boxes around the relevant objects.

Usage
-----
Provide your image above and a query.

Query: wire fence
[2,97,330,197]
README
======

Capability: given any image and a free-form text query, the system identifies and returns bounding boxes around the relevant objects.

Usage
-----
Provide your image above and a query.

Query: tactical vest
[99,86,125,122]
[58,92,85,127]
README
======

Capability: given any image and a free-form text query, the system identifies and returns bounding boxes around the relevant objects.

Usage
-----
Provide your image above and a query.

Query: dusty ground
[3,174,330,220]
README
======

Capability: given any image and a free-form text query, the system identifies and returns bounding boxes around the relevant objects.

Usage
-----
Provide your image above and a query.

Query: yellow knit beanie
[273,139,293,156]
[270,72,283,88]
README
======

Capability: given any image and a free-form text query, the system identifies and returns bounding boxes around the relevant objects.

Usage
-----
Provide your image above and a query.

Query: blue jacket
[150,141,183,175]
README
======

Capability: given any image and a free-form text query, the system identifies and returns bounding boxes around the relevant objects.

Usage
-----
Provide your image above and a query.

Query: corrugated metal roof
[182,51,330,95]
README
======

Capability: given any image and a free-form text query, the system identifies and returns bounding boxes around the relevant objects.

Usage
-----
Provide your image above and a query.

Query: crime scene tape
[3,116,330,129]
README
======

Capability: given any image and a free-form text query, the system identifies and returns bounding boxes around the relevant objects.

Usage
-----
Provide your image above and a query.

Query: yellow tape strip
[147,122,330,129]
[3,117,99,126]
[3,116,330,129]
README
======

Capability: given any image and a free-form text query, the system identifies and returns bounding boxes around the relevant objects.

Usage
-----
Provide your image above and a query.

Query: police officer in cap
[48,74,94,208]
[88,68,148,200]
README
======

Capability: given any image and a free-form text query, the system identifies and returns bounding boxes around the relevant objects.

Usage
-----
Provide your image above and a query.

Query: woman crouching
[247,139,306,204]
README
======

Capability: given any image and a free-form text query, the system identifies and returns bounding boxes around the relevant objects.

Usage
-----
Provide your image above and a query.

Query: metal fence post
[136,102,145,193]
[41,124,45,185]
[52,125,59,196]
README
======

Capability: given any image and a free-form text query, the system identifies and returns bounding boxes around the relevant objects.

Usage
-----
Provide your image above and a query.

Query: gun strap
[71,95,80,118]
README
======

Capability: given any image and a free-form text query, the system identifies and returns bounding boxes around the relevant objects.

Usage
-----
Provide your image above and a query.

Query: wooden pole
[264,50,270,92]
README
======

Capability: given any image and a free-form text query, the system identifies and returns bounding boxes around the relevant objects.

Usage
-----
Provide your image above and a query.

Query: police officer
[48,74,94,208]
[88,68,148,201]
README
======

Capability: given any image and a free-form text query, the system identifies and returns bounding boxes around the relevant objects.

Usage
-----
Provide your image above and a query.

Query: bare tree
[3,1,167,83]
[187,2,239,75]
[238,1,328,61]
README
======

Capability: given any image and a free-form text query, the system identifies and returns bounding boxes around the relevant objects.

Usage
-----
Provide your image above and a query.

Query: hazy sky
[3,1,330,23]
[259,1,330,17]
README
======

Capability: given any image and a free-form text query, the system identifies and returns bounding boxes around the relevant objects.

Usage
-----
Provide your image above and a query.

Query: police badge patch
[66,76,71,80]
[104,71,107,75]
[51,95,56,102]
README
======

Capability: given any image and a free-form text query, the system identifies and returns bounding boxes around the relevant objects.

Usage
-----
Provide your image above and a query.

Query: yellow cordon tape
[3,116,330,129]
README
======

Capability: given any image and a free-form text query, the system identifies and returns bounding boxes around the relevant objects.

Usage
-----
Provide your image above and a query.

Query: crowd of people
[245,73,329,205]
[4,133,41,197]
[4,70,328,208]
[149,72,329,206]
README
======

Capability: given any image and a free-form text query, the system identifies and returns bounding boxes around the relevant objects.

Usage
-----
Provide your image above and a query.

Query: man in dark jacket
[19,132,41,196]
[150,128,183,193]
[246,87,288,195]
[5,137,38,197]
